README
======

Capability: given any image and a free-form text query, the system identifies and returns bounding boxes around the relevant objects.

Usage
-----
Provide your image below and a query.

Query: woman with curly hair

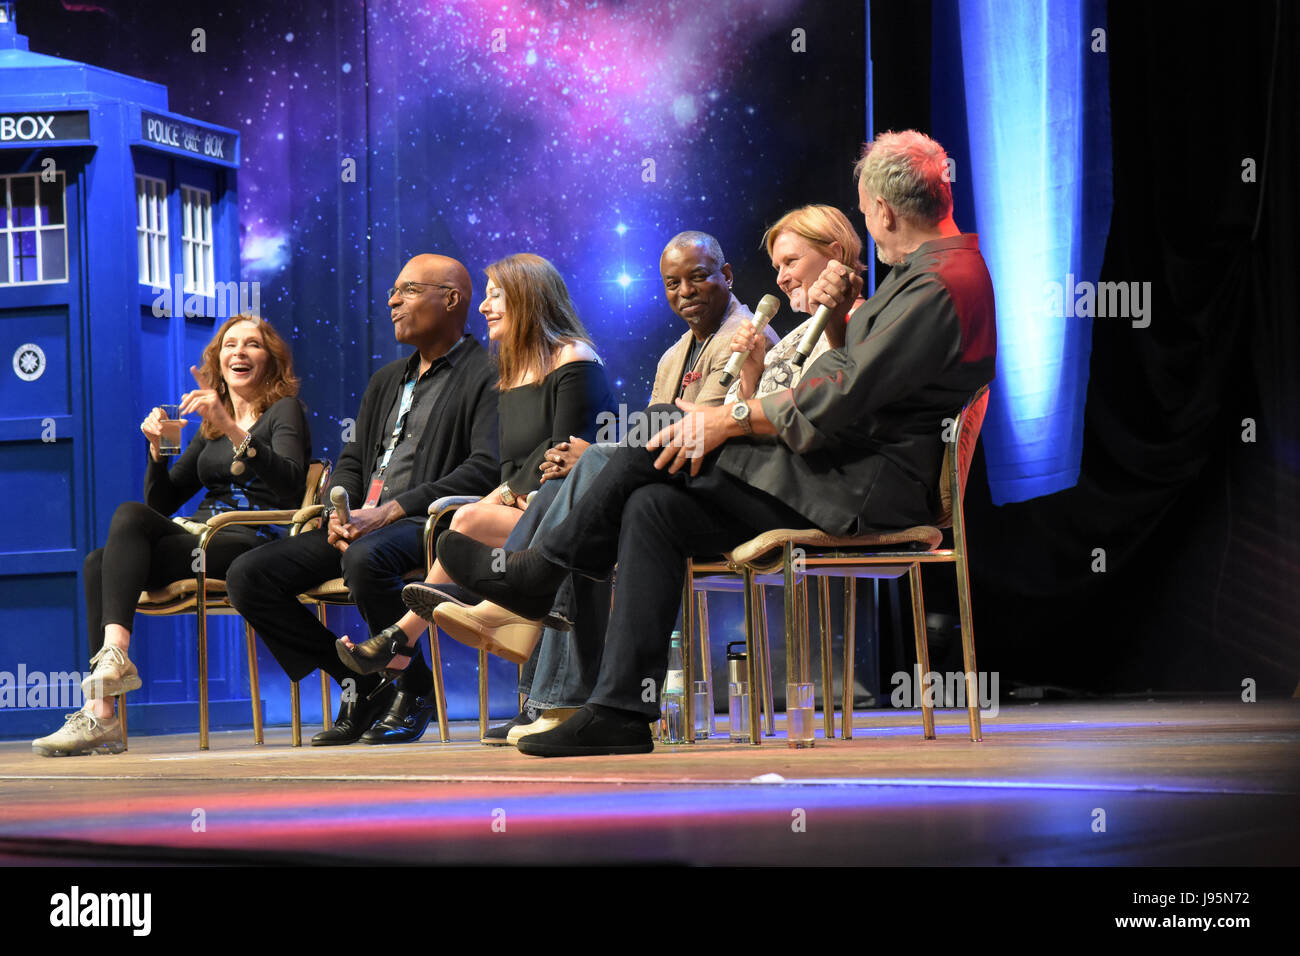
[33,314,310,756]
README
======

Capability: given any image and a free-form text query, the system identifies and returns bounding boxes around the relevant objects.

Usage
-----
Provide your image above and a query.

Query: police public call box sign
[140,110,236,162]
[0,110,90,143]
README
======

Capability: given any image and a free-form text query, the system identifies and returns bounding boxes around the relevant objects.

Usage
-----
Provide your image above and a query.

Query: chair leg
[244,622,264,745]
[427,626,450,743]
[117,695,128,751]
[478,649,490,743]
[197,585,210,751]
[681,569,696,743]
[817,576,834,740]
[742,566,762,745]
[954,552,983,743]
[290,680,302,747]
[320,671,333,732]
[908,564,935,739]
[696,590,716,737]
[842,578,856,740]
[757,583,776,736]
[784,543,813,748]
[314,603,333,732]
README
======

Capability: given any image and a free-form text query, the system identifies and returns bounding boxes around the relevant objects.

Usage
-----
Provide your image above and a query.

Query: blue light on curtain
[953,0,1112,504]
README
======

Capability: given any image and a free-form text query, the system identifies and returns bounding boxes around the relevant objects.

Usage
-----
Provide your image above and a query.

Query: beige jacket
[649,296,777,406]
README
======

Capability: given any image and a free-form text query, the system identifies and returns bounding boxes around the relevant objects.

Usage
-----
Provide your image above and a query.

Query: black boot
[311,679,396,746]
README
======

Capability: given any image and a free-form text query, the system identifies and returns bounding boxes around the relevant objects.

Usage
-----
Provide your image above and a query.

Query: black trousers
[536,443,807,717]
[85,501,261,657]
[225,517,431,688]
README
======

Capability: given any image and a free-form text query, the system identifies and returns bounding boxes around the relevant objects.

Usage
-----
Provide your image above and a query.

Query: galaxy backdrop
[13,0,866,721]
[22,0,867,450]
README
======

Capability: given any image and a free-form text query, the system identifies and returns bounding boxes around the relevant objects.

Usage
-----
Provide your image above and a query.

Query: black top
[498,359,615,496]
[371,338,468,506]
[330,336,500,517]
[144,396,312,532]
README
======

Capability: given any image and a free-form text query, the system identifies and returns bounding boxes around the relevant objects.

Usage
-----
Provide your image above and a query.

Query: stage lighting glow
[617,272,631,288]
[956,0,1112,504]
[615,222,627,236]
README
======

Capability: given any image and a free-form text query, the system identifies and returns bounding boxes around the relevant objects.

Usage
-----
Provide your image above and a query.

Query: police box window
[1,171,67,286]
[181,184,213,296]
[135,175,169,288]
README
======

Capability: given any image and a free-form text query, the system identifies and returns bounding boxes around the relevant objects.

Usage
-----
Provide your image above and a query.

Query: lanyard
[373,374,419,479]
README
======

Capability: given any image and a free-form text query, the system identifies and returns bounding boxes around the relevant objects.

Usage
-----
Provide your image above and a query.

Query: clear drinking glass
[157,404,184,456]
[693,680,711,740]
[728,678,751,743]
[786,682,815,749]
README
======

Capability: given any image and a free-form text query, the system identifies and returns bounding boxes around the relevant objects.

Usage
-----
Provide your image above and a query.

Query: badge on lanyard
[363,477,385,509]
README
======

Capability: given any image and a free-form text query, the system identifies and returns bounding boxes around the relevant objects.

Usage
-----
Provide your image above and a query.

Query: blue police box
[0,3,256,738]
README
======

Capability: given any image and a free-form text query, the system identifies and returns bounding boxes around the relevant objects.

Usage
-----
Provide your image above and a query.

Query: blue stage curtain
[933,0,1112,504]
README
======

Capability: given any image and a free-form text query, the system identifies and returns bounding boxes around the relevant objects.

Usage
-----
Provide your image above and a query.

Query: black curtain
[877,0,1299,694]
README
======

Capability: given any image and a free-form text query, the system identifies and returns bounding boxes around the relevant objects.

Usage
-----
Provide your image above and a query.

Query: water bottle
[727,641,751,743]
[661,631,687,744]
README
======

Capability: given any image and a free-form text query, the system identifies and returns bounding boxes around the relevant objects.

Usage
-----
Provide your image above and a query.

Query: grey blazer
[716,234,997,535]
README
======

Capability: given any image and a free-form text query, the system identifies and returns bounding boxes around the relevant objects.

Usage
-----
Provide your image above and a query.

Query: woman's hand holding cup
[141,405,186,460]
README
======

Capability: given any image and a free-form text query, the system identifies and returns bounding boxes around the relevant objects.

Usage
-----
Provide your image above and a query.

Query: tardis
[0,3,252,737]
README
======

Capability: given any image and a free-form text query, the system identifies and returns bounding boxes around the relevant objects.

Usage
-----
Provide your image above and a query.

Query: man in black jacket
[227,254,499,745]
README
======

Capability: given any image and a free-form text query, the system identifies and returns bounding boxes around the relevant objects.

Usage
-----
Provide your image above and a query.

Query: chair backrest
[935,385,990,528]
[303,459,332,509]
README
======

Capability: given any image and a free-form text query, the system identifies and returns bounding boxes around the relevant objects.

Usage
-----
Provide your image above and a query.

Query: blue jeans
[513,443,618,709]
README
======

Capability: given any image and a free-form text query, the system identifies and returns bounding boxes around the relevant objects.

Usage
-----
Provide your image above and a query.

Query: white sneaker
[508,707,580,744]
[32,709,125,757]
[81,645,142,699]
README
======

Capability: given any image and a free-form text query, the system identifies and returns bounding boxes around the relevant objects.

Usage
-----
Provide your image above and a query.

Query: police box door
[0,147,89,736]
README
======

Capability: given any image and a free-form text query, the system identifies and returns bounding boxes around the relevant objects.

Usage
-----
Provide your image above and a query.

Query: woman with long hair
[33,315,310,756]
[337,254,613,691]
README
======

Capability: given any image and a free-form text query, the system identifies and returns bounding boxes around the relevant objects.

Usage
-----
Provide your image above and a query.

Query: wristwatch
[497,484,517,506]
[730,401,753,436]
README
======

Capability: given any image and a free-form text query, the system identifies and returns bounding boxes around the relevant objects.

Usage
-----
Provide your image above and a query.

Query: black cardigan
[331,336,501,516]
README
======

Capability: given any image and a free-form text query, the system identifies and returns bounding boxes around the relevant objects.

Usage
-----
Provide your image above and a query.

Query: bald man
[227,254,500,745]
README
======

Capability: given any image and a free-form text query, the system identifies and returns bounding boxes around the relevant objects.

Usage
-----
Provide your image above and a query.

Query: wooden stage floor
[1,698,1296,866]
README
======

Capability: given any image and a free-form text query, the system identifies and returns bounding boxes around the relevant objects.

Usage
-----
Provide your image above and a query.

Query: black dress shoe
[361,685,439,744]
[437,532,566,621]
[515,703,654,757]
[311,681,395,746]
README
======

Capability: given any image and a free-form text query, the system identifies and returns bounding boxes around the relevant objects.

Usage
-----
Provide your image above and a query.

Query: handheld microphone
[329,486,351,525]
[718,294,781,388]
[791,304,832,368]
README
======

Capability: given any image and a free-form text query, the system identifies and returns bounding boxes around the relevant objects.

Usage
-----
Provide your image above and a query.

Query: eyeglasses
[387,281,456,300]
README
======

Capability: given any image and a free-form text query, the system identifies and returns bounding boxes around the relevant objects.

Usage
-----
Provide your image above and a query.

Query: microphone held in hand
[791,303,832,368]
[329,486,351,525]
[718,294,781,388]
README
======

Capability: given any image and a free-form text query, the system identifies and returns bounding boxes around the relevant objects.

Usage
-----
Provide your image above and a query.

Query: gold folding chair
[685,386,990,745]
[133,459,332,750]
